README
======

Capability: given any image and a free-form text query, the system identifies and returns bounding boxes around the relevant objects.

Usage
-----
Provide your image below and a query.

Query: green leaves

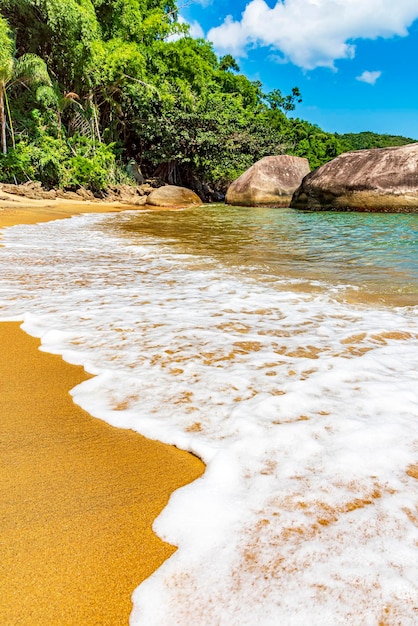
[0,16,14,83]
[11,53,51,88]
[64,141,115,190]
[264,87,302,115]
[218,54,240,73]
[0,132,115,189]
[0,16,54,154]
[336,131,415,152]
[2,0,386,194]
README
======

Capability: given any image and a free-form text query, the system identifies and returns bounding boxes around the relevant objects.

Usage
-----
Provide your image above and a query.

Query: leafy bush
[1,1,416,197]
[63,138,116,190]
[0,142,38,182]
[0,133,116,190]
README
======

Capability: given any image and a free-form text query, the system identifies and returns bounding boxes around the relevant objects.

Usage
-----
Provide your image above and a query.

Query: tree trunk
[154,161,182,185]
[0,86,7,155]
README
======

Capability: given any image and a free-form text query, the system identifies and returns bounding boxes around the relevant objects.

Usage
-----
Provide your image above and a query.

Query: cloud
[187,18,205,39]
[207,0,418,70]
[268,53,287,65]
[356,70,382,85]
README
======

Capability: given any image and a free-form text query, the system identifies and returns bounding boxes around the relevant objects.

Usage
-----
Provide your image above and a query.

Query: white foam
[1,212,418,625]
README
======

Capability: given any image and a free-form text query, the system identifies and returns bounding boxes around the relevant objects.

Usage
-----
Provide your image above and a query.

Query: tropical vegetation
[336,132,416,152]
[0,0,415,197]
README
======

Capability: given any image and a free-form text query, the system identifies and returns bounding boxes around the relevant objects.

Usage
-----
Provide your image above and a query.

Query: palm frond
[69,109,93,138]
[11,53,51,88]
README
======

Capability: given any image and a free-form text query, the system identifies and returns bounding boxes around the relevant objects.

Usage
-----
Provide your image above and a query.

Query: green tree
[265,87,302,115]
[0,15,52,154]
[0,16,14,154]
[336,131,416,152]
[4,0,400,196]
[218,54,240,72]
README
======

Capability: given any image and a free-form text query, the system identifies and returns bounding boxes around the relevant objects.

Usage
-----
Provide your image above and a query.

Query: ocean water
[1,205,418,625]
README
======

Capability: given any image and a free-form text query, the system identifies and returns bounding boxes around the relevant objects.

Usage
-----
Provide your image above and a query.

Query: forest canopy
[0,0,415,197]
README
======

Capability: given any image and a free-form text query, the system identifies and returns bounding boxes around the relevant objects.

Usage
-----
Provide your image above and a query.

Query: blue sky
[180,0,418,138]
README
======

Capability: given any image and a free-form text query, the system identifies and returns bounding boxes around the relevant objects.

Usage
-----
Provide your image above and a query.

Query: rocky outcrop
[104,185,148,205]
[225,155,310,207]
[1,182,59,200]
[0,181,154,205]
[146,185,202,208]
[291,143,418,212]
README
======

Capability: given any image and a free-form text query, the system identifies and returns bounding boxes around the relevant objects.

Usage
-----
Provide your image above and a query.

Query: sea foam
[1,211,418,625]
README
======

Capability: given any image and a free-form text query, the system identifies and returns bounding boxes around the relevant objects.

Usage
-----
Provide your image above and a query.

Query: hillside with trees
[336,132,416,152]
[0,1,415,199]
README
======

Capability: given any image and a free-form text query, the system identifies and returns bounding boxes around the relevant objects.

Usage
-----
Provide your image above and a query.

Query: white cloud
[187,18,205,39]
[207,0,418,70]
[268,53,287,65]
[356,70,382,85]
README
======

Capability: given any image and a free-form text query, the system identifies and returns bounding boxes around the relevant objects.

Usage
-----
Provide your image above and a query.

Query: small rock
[146,185,202,208]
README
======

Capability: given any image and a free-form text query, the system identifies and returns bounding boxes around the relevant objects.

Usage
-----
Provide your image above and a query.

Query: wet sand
[0,200,204,624]
[0,188,130,227]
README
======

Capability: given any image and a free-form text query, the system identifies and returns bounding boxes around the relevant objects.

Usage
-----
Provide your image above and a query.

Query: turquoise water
[122,205,418,304]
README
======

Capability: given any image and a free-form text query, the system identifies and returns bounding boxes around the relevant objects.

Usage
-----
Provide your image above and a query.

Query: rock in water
[226,156,310,207]
[146,185,202,208]
[291,143,418,212]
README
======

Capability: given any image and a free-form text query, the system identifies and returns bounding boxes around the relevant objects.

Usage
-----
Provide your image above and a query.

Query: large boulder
[146,185,202,208]
[291,143,418,212]
[226,155,310,207]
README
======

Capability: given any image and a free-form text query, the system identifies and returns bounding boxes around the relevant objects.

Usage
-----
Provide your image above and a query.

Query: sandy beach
[0,196,204,625]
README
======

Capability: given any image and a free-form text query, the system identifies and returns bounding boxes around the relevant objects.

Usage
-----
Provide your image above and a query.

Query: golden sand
[0,199,205,625]
[0,187,131,227]
[0,185,186,229]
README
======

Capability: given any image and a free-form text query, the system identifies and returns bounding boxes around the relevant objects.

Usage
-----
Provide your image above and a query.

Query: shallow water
[1,205,418,625]
[119,205,418,304]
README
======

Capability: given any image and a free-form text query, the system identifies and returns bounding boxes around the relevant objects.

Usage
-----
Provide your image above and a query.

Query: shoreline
[0,202,205,624]
[0,183,187,229]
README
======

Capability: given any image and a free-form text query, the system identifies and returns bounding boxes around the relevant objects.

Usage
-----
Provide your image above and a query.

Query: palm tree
[0,16,52,155]
[0,17,14,155]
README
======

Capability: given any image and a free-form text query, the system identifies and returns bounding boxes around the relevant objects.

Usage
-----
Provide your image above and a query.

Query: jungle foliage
[0,1,415,196]
[336,132,416,152]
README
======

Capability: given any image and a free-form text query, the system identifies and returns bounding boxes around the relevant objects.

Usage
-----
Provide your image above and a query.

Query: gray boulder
[291,143,418,212]
[146,185,202,208]
[226,155,310,207]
